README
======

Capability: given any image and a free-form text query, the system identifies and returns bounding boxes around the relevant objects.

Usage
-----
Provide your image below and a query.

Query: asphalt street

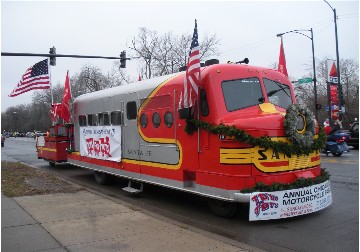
[2,137,359,252]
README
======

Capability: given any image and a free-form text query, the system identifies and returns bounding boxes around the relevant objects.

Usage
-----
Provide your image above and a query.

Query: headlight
[296,114,305,133]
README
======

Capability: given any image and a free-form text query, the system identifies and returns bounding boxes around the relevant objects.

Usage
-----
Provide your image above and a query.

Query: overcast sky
[1,0,359,112]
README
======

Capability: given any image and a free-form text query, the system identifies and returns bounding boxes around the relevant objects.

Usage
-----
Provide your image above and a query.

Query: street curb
[8,160,266,252]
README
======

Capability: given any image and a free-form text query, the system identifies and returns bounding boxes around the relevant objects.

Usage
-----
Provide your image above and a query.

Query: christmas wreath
[283,104,315,150]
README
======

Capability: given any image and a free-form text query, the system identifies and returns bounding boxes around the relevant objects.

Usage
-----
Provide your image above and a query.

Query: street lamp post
[276,29,318,121]
[324,0,342,120]
[12,112,18,133]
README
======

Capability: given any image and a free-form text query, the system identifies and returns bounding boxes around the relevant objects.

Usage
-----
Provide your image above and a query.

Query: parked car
[345,122,359,149]
[14,132,25,137]
[35,131,47,137]
[26,132,35,138]
[1,134,5,147]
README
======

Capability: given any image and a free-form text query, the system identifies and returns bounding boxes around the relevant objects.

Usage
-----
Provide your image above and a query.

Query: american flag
[181,19,201,109]
[9,59,51,97]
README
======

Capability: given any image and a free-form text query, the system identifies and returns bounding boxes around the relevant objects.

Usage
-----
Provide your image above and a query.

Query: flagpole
[48,59,54,106]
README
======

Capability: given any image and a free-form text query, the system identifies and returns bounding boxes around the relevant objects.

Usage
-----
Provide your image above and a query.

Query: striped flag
[181,19,201,109]
[9,59,51,97]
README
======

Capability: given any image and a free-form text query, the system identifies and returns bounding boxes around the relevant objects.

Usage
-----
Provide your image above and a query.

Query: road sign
[298,77,313,84]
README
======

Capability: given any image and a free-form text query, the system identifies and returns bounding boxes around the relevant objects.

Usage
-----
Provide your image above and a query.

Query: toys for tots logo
[251,193,279,217]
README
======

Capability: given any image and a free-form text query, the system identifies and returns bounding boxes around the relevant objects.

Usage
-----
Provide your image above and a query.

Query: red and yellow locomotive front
[194,63,321,193]
[137,62,325,205]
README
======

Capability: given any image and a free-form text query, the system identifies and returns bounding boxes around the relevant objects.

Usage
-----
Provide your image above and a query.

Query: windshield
[222,78,263,112]
[263,78,292,108]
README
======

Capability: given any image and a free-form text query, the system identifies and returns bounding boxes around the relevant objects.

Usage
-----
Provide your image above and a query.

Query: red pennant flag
[60,71,72,123]
[278,38,288,77]
[50,103,63,123]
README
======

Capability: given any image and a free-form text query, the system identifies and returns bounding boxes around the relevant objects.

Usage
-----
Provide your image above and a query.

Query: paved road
[2,137,359,252]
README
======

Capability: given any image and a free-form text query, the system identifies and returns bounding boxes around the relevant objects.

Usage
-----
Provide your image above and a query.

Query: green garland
[241,168,330,193]
[185,118,326,156]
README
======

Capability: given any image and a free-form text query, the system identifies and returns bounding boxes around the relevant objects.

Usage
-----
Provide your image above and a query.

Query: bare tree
[294,57,359,127]
[129,27,159,79]
[129,27,221,79]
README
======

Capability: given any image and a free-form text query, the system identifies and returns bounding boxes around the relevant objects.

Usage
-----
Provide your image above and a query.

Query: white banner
[249,180,332,221]
[80,126,121,162]
[325,59,338,83]
[37,136,45,147]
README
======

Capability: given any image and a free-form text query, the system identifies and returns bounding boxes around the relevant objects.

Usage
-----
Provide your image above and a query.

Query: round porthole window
[152,112,161,128]
[164,112,173,128]
[140,113,148,128]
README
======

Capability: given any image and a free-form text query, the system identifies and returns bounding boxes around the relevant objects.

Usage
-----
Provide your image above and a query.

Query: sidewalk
[2,190,262,252]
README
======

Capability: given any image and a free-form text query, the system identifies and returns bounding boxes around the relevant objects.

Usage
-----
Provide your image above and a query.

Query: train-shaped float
[37,60,331,220]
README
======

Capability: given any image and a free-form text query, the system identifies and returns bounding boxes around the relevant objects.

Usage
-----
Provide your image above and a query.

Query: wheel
[332,153,342,157]
[208,199,238,218]
[49,162,56,167]
[94,171,114,185]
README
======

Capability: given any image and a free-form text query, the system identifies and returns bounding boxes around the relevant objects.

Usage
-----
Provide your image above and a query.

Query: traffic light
[316,104,322,110]
[120,50,126,68]
[49,46,56,66]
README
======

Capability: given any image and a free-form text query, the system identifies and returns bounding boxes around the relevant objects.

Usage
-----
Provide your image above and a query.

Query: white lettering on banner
[80,126,122,162]
[249,180,332,221]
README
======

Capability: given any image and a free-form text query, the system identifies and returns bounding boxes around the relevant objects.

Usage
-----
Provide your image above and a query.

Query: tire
[94,171,114,185]
[332,153,342,157]
[208,199,238,218]
[49,162,56,167]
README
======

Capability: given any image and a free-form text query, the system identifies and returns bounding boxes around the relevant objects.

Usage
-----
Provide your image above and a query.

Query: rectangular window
[111,111,122,125]
[222,78,262,112]
[263,78,292,109]
[98,113,110,126]
[103,113,110,125]
[58,127,66,136]
[79,115,87,126]
[126,101,137,120]
[88,114,97,126]
[141,94,172,110]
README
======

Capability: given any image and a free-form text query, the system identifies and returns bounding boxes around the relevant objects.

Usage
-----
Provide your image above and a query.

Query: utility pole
[324,0,342,120]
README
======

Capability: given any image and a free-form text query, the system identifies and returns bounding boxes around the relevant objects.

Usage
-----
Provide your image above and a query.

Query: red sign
[329,84,339,120]
[330,85,338,103]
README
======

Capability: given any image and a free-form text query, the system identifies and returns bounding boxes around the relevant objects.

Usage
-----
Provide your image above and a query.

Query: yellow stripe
[220,148,252,154]
[122,157,182,170]
[38,147,57,152]
[135,74,183,170]
[138,74,180,144]
[220,137,321,172]
[220,148,252,164]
